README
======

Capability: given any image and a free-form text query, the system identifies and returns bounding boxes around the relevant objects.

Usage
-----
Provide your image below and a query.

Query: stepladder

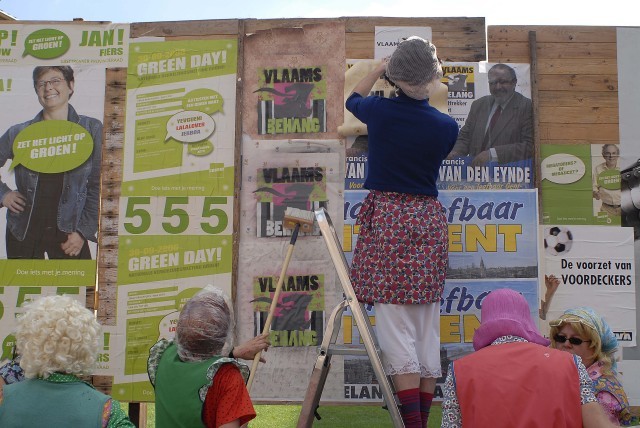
[296,208,404,428]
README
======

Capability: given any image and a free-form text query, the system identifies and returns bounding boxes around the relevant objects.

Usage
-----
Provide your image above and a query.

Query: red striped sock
[420,391,434,428]
[397,388,422,428]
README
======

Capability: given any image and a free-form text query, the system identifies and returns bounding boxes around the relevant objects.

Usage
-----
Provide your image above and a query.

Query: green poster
[541,144,621,225]
[115,38,238,402]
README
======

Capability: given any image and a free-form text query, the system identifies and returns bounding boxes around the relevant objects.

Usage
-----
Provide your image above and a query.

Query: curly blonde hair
[16,295,100,379]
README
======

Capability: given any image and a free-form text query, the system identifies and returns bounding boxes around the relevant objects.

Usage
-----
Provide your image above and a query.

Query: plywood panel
[538,91,619,108]
[490,41,617,61]
[131,19,239,38]
[537,74,617,92]
[539,123,618,141]
[539,106,617,124]
[489,26,616,43]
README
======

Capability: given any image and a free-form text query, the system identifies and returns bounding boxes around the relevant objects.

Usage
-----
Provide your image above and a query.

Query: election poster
[540,144,621,226]
[111,38,237,402]
[343,189,369,266]
[442,190,539,280]
[438,278,539,396]
[345,134,368,190]
[341,277,540,401]
[0,22,128,356]
[341,189,539,401]
[374,26,433,60]
[242,22,344,140]
[254,165,329,238]
[252,272,325,348]
[236,143,344,400]
[440,62,534,190]
[540,225,636,347]
[256,66,327,135]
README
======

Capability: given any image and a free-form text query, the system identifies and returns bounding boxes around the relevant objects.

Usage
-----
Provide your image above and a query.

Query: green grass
[253,404,442,427]
[126,403,443,427]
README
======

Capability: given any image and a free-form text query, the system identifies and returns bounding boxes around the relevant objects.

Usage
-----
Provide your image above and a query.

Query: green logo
[2,334,16,360]
[597,169,621,191]
[182,89,224,115]
[541,153,585,185]
[12,121,94,173]
[23,29,71,59]
[187,141,214,156]
[165,111,215,144]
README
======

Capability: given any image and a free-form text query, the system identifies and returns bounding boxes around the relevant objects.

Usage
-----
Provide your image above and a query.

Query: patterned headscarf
[562,307,618,365]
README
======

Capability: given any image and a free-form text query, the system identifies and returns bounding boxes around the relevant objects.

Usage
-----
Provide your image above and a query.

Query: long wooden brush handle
[246,224,300,392]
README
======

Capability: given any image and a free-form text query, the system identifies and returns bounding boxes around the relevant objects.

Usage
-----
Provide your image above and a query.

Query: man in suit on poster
[448,63,533,166]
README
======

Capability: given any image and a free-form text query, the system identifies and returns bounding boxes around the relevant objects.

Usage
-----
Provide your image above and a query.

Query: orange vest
[453,342,583,428]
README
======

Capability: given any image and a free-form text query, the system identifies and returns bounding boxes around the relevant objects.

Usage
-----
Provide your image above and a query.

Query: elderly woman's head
[16,295,100,379]
[174,287,234,362]
[385,36,442,100]
[549,307,618,372]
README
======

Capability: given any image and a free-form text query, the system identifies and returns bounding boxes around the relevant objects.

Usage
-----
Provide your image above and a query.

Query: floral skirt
[350,190,448,305]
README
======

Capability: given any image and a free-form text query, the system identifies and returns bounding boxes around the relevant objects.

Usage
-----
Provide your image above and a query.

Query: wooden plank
[344,16,485,33]
[99,248,119,265]
[244,16,485,34]
[539,106,618,124]
[101,181,122,199]
[102,136,124,151]
[489,26,616,43]
[131,19,239,38]
[92,375,113,395]
[86,287,96,311]
[99,269,118,284]
[536,58,616,75]
[539,123,618,141]
[345,31,486,49]
[97,286,117,301]
[529,31,542,195]
[232,23,245,303]
[100,215,119,232]
[101,197,120,216]
[96,298,118,317]
[536,74,617,92]
[98,67,126,324]
[538,91,619,108]
[490,41,617,61]
[99,234,120,248]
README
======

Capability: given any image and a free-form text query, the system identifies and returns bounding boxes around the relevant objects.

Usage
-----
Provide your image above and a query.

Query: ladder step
[328,344,380,356]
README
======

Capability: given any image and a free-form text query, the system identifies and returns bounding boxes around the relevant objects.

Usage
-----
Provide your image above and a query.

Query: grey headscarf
[386,36,442,100]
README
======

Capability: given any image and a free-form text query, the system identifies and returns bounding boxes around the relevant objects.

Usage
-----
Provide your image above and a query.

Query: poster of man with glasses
[441,62,533,190]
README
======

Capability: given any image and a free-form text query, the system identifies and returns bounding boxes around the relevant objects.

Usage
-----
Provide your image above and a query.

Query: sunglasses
[549,316,596,331]
[553,334,590,346]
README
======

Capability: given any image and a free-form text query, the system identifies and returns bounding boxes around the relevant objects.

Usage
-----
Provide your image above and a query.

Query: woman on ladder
[346,37,458,428]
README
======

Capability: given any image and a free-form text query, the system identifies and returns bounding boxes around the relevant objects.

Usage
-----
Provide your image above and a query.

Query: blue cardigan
[346,92,458,196]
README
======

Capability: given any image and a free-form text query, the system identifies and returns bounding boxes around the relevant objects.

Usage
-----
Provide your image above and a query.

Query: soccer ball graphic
[544,226,573,256]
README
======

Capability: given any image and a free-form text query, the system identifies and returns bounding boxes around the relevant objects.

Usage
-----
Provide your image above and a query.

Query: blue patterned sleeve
[573,355,598,405]
[0,360,25,384]
[441,362,462,428]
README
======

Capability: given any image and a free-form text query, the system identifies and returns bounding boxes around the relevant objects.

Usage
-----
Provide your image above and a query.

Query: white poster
[541,225,636,346]
[374,26,433,59]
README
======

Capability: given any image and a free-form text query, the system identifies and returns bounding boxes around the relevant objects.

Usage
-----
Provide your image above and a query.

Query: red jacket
[453,342,583,427]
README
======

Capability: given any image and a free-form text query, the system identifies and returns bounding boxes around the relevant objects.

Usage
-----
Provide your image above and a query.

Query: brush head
[283,207,315,233]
